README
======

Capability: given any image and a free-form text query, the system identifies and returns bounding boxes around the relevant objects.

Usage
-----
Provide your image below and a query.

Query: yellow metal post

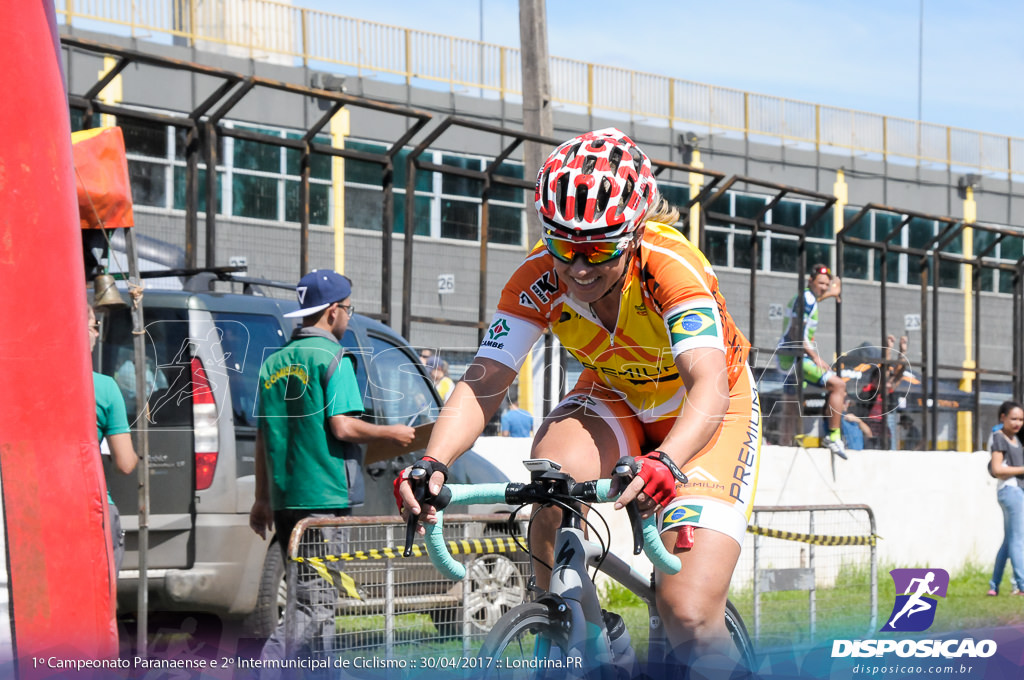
[958,186,976,451]
[519,346,533,412]
[688,150,704,245]
[98,56,123,128]
[331,108,350,274]
[832,169,848,271]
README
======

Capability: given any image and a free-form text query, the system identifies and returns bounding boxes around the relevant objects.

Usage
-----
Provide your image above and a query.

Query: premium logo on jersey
[634,303,648,317]
[662,504,702,528]
[488,319,511,341]
[684,466,720,485]
[669,308,717,344]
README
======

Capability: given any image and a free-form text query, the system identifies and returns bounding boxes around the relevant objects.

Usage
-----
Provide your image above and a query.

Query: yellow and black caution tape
[746,524,879,547]
[293,535,529,565]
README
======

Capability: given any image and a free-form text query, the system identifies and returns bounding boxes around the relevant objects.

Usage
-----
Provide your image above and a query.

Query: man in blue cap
[249,269,414,666]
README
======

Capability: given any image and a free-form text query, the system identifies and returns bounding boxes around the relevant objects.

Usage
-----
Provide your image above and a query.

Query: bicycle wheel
[725,599,757,673]
[478,602,572,680]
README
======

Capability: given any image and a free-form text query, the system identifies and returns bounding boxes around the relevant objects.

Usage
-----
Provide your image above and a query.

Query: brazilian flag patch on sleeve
[668,308,718,344]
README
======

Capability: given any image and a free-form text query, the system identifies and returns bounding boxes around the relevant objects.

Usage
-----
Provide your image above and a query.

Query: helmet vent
[575,184,589,221]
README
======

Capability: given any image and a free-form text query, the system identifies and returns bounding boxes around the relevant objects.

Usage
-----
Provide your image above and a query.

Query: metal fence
[57,0,1024,174]
[284,515,531,662]
[732,505,878,651]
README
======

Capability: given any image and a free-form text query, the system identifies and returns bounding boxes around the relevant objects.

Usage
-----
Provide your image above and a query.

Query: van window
[96,307,190,427]
[366,334,440,426]
[211,312,289,427]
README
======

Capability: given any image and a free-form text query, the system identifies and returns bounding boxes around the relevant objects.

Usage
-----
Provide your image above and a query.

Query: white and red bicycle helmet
[535,127,657,241]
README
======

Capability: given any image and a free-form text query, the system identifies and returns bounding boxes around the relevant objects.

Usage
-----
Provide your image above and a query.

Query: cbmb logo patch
[487,318,511,341]
[882,568,949,632]
[669,308,716,344]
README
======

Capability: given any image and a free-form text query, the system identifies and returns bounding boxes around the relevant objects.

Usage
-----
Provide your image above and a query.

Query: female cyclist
[397,128,761,670]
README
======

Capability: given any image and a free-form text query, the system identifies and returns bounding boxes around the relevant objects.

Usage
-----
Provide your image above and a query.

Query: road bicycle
[405,458,756,678]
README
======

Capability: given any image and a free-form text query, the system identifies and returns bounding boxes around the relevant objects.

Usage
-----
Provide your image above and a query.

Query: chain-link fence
[731,505,878,651]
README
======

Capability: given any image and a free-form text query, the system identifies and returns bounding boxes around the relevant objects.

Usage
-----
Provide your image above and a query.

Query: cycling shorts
[555,365,761,547]
[779,354,834,389]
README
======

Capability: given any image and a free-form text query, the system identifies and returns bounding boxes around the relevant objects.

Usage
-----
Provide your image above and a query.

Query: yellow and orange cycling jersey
[477,221,751,426]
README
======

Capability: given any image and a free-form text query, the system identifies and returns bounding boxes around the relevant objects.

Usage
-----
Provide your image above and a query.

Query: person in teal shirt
[90,306,137,573]
[248,270,414,662]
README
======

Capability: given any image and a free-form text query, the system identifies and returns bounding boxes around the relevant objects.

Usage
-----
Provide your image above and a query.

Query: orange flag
[71,126,135,230]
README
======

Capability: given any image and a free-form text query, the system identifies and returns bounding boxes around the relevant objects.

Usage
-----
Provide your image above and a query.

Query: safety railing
[283,515,531,662]
[733,505,879,649]
[57,0,1024,175]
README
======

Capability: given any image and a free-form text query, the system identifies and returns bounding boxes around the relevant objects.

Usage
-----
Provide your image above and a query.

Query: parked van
[96,278,520,635]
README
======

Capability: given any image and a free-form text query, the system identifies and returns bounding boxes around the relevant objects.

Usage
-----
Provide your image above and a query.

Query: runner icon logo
[882,568,949,633]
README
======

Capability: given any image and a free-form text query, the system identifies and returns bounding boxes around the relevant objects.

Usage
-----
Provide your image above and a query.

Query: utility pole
[519,0,552,247]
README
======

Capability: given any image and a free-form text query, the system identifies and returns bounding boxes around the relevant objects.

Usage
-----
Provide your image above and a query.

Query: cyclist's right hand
[394,456,449,528]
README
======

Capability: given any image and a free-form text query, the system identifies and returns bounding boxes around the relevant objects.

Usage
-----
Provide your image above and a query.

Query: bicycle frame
[545,511,669,668]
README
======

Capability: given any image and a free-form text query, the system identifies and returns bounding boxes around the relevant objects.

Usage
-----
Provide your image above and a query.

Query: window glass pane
[211,312,289,427]
[232,173,278,219]
[366,334,440,425]
[873,250,900,283]
[394,148,433,192]
[1003,235,1023,261]
[345,140,385,186]
[842,245,870,280]
[807,242,832,269]
[488,204,523,245]
[705,193,731,221]
[440,199,479,240]
[393,193,432,236]
[127,161,167,208]
[770,236,797,273]
[843,207,871,240]
[771,200,802,229]
[807,203,831,239]
[441,155,483,197]
[121,118,168,158]
[490,162,525,203]
[974,228,999,258]
[233,127,281,173]
[938,232,962,289]
[980,268,995,292]
[659,183,690,208]
[874,213,902,243]
[705,230,729,267]
[173,166,222,213]
[70,109,86,132]
[96,307,190,426]
[735,194,768,225]
[999,272,1014,294]
[345,186,382,231]
[284,181,330,225]
[173,126,224,161]
[284,132,332,179]
[908,218,936,250]
[734,234,764,270]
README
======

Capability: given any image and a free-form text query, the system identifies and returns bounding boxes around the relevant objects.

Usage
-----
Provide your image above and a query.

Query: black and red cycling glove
[393,455,450,512]
[634,450,688,507]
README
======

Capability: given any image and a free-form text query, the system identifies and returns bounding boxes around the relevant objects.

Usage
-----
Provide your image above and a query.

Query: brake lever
[402,466,452,557]
[612,457,644,556]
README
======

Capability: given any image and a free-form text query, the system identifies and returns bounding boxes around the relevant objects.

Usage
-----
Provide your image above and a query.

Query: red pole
[0,0,118,665]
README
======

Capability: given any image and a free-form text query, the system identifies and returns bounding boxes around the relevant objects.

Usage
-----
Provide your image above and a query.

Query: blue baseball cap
[283,269,352,318]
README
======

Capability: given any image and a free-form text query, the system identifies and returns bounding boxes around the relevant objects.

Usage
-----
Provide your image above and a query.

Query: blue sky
[306,0,1024,139]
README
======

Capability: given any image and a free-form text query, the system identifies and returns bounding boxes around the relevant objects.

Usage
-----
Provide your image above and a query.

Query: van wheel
[429,555,525,639]
[245,546,286,638]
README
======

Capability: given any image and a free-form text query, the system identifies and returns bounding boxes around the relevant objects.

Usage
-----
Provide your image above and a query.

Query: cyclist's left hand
[394,456,449,529]
[614,452,684,515]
